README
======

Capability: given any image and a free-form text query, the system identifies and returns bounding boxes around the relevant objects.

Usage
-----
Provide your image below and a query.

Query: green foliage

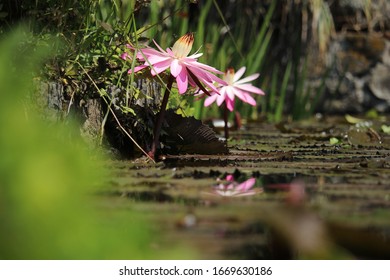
[0,27,183,259]
[264,61,293,122]
[291,57,329,121]
[2,0,335,131]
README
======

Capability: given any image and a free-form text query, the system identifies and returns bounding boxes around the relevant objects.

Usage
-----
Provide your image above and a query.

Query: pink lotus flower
[204,67,265,111]
[125,33,226,95]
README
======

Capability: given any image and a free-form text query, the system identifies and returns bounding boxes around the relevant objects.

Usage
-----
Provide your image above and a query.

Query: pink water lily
[125,33,226,95]
[121,33,227,161]
[204,66,265,111]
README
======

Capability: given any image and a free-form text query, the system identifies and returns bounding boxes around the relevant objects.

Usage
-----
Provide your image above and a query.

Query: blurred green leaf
[0,27,160,259]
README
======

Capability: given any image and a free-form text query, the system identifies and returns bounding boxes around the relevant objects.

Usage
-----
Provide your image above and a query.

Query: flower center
[171,33,194,58]
[224,67,235,85]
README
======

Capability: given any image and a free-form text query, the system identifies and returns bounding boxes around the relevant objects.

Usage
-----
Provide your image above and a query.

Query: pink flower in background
[124,33,226,95]
[204,66,265,111]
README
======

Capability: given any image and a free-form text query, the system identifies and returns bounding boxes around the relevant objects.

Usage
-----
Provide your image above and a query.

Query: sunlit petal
[217,93,225,106]
[235,90,257,106]
[226,97,234,111]
[186,67,214,85]
[147,55,172,66]
[128,65,147,73]
[234,73,260,84]
[202,80,220,95]
[137,47,166,60]
[225,86,236,100]
[176,68,189,94]
[188,66,226,85]
[150,59,171,75]
[166,48,175,57]
[219,87,227,97]
[204,94,219,107]
[189,61,224,74]
[187,53,203,59]
[235,84,265,95]
[233,67,246,82]
[170,59,183,77]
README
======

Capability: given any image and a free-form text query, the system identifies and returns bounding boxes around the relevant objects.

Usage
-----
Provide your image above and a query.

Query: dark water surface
[102,116,390,259]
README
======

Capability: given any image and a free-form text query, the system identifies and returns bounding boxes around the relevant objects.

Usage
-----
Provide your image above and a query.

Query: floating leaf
[329,137,340,145]
[381,124,390,134]
[345,114,365,124]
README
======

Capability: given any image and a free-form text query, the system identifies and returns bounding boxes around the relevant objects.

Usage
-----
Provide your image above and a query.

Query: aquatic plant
[203,67,264,139]
[123,33,226,159]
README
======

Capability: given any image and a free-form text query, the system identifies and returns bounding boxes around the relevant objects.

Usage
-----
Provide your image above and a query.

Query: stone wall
[310,0,390,114]
[321,33,390,114]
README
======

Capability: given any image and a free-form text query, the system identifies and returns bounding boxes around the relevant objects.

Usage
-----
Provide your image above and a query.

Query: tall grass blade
[275,61,292,122]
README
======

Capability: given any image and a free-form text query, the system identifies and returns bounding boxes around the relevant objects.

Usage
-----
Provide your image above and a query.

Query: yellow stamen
[172,33,194,58]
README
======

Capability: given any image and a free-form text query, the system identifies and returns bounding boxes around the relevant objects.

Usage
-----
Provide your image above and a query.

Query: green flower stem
[149,74,174,160]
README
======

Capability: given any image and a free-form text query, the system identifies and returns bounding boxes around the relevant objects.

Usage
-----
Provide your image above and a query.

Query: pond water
[101,116,390,259]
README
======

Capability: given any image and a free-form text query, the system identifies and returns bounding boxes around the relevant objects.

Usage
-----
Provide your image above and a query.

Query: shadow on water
[102,189,201,205]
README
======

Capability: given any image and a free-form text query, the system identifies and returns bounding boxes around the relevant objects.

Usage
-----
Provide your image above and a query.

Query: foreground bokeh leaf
[0,28,171,259]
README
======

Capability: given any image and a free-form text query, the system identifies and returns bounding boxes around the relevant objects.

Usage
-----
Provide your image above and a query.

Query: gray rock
[369,63,390,103]
[321,33,390,114]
